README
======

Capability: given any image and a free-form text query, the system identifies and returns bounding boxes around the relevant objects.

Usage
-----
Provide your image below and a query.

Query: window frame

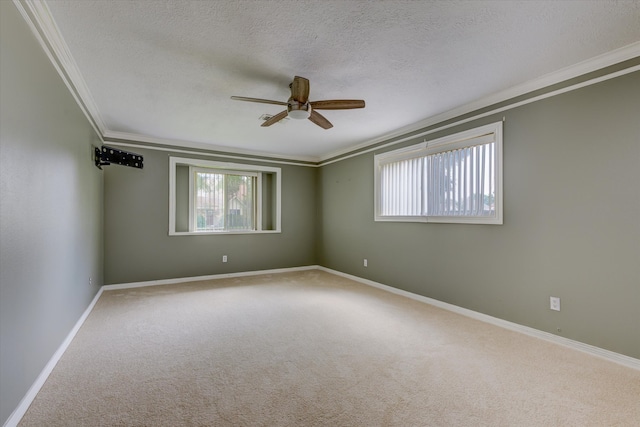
[169,157,281,235]
[374,121,503,225]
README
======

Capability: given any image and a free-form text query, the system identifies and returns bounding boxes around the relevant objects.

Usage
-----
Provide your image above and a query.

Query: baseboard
[318,266,640,371]
[4,265,317,427]
[102,265,319,290]
[3,287,105,427]
[7,265,637,426]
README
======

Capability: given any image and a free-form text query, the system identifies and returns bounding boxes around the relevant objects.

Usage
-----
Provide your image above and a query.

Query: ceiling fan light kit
[231,76,365,129]
[287,101,311,120]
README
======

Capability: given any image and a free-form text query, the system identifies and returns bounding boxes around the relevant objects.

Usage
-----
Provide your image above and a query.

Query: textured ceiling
[42,0,640,161]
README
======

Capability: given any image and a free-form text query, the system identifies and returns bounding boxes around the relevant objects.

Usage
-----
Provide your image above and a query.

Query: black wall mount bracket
[95,146,144,170]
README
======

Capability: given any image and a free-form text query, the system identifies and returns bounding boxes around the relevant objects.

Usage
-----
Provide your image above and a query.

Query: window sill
[169,230,282,236]
[375,215,502,225]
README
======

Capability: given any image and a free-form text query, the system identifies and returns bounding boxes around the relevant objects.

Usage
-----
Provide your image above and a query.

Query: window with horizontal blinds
[375,121,503,224]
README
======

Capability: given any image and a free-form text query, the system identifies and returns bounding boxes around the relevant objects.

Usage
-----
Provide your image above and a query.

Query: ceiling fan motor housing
[287,99,311,120]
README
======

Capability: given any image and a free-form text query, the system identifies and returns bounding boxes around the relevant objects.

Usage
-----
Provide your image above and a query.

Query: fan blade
[261,110,288,127]
[291,76,310,103]
[309,110,333,129]
[231,96,287,106]
[310,99,365,110]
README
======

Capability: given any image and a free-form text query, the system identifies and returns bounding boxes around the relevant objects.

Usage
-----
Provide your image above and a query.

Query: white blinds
[375,121,501,223]
[426,143,495,216]
[379,157,424,216]
[194,171,255,231]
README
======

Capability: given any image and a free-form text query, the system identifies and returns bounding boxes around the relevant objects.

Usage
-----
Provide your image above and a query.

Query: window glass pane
[195,172,254,231]
[195,172,223,231]
[225,174,254,230]
[426,142,495,217]
[379,157,423,216]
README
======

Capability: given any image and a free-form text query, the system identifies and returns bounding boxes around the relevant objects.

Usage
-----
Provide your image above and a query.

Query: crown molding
[16,0,640,165]
[103,130,320,164]
[14,0,107,137]
[319,64,640,167]
[105,141,319,168]
[319,41,640,163]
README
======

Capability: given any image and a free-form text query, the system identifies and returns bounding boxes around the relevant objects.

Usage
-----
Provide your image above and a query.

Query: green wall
[318,71,640,359]
[104,71,640,360]
[103,149,317,284]
[3,1,638,422]
[0,2,104,424]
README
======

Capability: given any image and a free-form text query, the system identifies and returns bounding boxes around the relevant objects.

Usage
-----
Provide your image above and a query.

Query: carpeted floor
[19,270,640,426]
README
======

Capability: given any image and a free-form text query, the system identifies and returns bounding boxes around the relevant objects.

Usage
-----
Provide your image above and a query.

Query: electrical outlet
[89,277,92,285]
[550,296,561,311]
[222,255,228,263]
[363,259,368,267]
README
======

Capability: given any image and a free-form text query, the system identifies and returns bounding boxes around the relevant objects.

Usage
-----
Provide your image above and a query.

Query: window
[190,169,256,232]
[375,121,503,224]
[169,157,281,235]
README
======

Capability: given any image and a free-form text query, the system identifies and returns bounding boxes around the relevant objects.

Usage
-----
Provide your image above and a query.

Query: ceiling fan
[231,76,365,129]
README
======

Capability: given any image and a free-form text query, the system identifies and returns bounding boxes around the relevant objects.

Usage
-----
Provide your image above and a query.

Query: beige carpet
[19,270,640,426]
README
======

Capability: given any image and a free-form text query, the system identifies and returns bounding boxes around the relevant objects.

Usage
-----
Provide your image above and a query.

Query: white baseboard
[7,264,638,426]
[4,265,317,427]
[318,266,640,371]
[102,265,319,290]
[3,287,105,427]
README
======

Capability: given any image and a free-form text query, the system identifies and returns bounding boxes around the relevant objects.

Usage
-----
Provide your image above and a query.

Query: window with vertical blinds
[375,121,503,224]
[191,169,256,232]
[169,157,281,235]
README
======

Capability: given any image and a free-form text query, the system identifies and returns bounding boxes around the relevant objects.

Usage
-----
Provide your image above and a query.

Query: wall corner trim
[316,267,640,371]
